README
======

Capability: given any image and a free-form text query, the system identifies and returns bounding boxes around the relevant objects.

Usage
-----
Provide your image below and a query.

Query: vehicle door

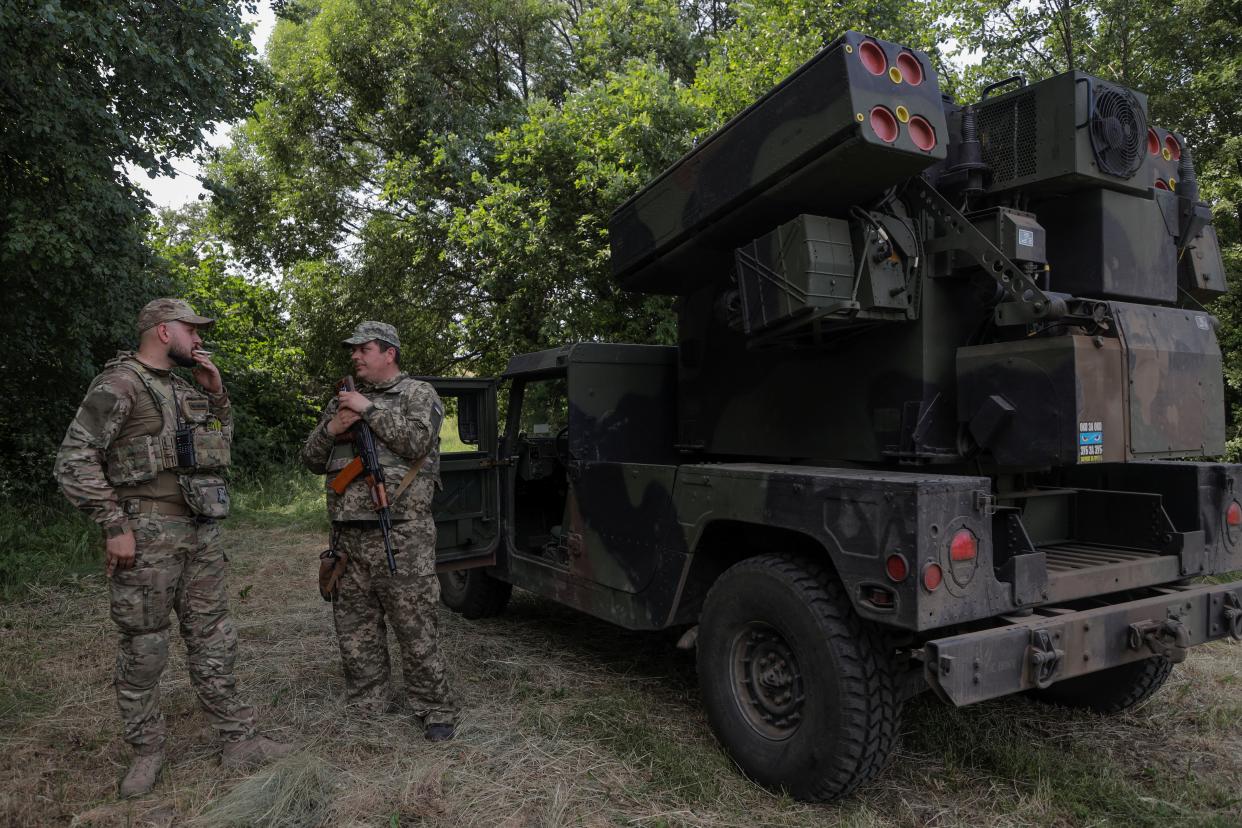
[425,377,502,572]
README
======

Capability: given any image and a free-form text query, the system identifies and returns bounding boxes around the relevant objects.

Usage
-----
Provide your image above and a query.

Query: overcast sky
[130,5,277,211]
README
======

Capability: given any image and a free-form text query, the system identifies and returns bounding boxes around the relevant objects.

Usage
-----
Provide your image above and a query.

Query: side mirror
[457,393,481,445]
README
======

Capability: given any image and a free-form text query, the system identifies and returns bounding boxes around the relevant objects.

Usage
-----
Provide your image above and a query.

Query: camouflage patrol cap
[137,298,215,332]
[342,321,400,349]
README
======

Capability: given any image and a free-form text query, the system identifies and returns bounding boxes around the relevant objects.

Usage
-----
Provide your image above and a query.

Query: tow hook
[1028,629,1063,689]
[1224,593,1242,641]
[1128,617,1191,663]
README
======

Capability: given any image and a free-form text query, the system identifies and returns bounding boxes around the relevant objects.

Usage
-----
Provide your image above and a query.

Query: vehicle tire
[696,553,901,802]
[1030,656,1173,714]
[438,568,513,619]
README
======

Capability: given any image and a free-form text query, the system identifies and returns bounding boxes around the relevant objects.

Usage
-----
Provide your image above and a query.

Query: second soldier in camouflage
[301,321,459,740]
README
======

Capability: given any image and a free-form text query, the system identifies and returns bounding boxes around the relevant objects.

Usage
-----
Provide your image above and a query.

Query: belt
[124,499,191,517]
[122,499,214,523]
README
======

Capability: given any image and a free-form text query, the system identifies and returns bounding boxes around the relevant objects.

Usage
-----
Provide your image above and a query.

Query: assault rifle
[329,376,398,573]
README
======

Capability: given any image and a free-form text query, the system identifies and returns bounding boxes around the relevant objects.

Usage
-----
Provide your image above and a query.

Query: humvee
[425,31,1242,801]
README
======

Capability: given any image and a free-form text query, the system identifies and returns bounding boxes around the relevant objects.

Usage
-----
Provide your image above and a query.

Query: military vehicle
[424,31,1242,801]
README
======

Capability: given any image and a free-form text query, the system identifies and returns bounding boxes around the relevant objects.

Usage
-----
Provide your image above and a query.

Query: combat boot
[119,751,164,798]
[424,722,455,742]
[220,735,294,768]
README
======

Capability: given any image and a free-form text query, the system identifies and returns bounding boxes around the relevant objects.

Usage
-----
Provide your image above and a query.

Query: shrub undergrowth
[0,465,327,599]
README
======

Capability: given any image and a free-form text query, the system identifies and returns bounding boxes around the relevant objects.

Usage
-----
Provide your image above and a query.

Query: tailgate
[924,579,1242,706]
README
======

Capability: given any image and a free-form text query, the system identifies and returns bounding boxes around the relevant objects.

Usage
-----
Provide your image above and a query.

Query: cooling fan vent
[1089,83,1146,179]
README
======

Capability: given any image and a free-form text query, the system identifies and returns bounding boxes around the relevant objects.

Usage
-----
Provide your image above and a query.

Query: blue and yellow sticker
[1079,421,1103,463]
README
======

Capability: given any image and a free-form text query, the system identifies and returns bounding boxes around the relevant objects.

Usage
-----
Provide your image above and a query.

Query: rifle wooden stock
[330,456,364,494]
[329,374,399,574]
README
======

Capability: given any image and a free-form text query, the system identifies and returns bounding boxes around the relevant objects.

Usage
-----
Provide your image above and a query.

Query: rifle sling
[394,455,429,502]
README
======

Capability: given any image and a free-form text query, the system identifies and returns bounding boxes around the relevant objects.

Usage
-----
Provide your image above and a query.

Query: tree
[209,0,947,383]
[148,204,316,472]
[0,1,262,497]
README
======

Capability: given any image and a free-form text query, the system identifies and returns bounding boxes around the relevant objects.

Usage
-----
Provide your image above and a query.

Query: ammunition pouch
[318,548,349,602]
[105,422,230,487]
[178,474,231,519]
[189,427,230,469]
[105,435,163,487]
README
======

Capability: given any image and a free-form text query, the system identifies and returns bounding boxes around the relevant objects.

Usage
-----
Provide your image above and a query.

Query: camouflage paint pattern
[110,515,255,752]
[304,371,457,724]
[55,351,251,753]
[610,31,947,294]
[55,353,232,529]
[428,33,1242,714]
[331,492,458,725]
[302,372,442,522]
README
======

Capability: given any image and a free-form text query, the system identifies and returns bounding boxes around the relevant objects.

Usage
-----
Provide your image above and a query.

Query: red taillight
[922,563,943,591]
[885,553,909,582]
[1227,501,1241,527]
[950,529,977,562]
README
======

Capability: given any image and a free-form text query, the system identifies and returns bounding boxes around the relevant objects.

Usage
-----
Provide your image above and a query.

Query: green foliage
[148,204,318,471]
[229,465,329,532]
[0,469,328,600]
[208,0,944,382]
[0,500,98,600]
[0,1,262,498]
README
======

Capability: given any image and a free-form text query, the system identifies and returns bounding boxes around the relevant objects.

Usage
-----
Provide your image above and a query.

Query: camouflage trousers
[331,509,458,726]
[109,514,256,754]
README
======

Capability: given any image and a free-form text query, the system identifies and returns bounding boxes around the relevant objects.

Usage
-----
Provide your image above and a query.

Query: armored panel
[565,343,680,464]
[1113,304,1224,458]
[957,336,1127,468]
[976,71,1151,197]
[1179,224,1228,302]
[1037,188,1177,303]
[735,214,856,333]
[967,207,1046,264]
[610,31,946,295]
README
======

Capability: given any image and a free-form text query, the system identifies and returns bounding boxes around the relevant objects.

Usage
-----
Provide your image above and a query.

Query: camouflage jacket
[54,352,232,532]
[301,372,443,522]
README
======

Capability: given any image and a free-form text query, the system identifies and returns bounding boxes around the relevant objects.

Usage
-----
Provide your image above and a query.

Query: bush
[0,499,99,599]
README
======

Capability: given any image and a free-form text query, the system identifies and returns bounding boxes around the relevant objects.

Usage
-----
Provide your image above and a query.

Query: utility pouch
[104,435,162,486]
[191,427,231,469]
[318,548,349,601]
[179,474,231,519]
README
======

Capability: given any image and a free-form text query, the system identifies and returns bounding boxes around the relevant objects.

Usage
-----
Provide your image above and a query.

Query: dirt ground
[1,521,1239,827]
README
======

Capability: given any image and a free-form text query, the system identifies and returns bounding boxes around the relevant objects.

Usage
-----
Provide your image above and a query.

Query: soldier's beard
[169,344,197,368]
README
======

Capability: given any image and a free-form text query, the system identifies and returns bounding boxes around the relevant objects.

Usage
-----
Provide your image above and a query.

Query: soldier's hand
[337,390,373,415]
[326,407,361,436]
[105,530,136,577]
[190,350,224,394]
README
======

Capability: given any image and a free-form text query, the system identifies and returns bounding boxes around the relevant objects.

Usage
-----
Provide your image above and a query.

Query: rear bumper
[924,579,1242,706]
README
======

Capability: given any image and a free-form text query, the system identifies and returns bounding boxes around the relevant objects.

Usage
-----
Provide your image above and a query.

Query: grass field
[0,495,1239,826]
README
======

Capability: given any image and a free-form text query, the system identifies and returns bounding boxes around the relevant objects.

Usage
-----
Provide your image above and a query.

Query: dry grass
[1,520,1239,827]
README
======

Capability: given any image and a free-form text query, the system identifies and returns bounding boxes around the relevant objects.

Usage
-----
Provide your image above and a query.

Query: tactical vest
[324,375,441,521]
[102,355,232,518]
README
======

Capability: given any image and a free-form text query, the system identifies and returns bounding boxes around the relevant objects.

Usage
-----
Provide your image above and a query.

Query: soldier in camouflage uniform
[54,298,292,798]
[301,321,459,741]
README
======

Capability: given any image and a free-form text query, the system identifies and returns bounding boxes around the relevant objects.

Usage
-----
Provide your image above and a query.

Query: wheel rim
[730,622,804,740]
[442,570,469,600]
